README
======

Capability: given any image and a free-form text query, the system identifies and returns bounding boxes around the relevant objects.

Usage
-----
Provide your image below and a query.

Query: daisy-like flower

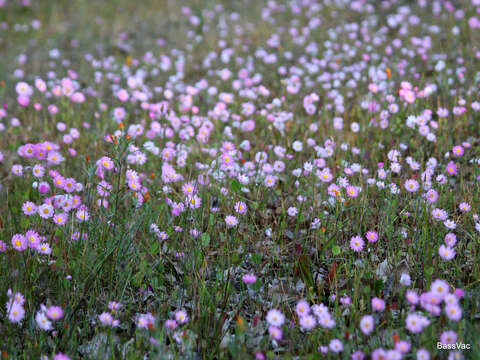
[99,312,113,326]
[47,151,64,165]
[295,300,310,317]
[7,301,25,323]
[181,182,196,196]
[432,208,448,221]
[350,235,364,252]
[186,194,202,209]
[16,81,33,96]
[46,305,64,320]
[329,339,343,353]
[416,349,430,360]
[53,354,71,360]
[371,297,385,311]
[11,234,27,251]
[268,325,282,341]
[400,273,412,286]
[346,185,359,197]
[360,315,374,335]
[136,313,155,329]
[445,304,462,321]
[458,202,471,212]
[406,290,419,305]
[446,161,457,175]
[242,274,257,284]
[225,215,238,227]
[404,179,419,192]
[38,203,54,219]
[439,245,455,260]
[128,179,141,191]
[164,319,177,329]
[395,340,411,354]
[266,309,284,327]
[425,189,438,203]
[38,243,52,255]
[234,201,247,214]
[444,233,457,247]
[32,164,45,177]
[22,201,37,216]
[351,350,365,360]
[299,314,316,330]
[25,230,40,249]
[451,145,464,157]
[63,178,76,193]
[405,313,429,333]
[440,330,457,345]
[365,230,378,243]
[108,301,121,312]
[12,164,23,176]
[443,219,456,229]
[53,213,68,226]
[430,279,449,299]
[76,208,90,222]
[35,311,53,331]
[175,310,189,324]
[99,156,114,170]
[264,175,277,188]
[287,206,298,217]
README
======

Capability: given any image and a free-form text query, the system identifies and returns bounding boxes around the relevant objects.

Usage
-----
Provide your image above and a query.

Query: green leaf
[230,179,242,193]
[201,233,210,247]
[332,245,341,256]
[251,253,262,265]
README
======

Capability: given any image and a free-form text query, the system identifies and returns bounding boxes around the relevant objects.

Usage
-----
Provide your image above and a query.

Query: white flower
[400,273,411,286]
[292,141,303,152]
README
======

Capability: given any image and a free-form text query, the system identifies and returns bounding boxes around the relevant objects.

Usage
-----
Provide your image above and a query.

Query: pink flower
[264,175,277,187]
[365,230,378,243]
[346,185,359,198]
[405,313,429,333]
[242,274,257,284]
[164,319,177,329]
[350,235,365,252]
[11,234,27,251]
[371,297,385,312]
[225,215,238,227]
[99,312,113,325]
[452,145,464,157]
[175,310,189,324]
[7,301,25,323]
[404,179,419,192]
[445,305,462,321]
[295,300,310,317]
[25,230,40,249]
[439,245,455,260]
[360,315,374,335]
[266,309,284,327]
[53,354,71,360]
[299,314,317,330]
[425,189,438,203]
[446,161,457,175]
[234,201,247,214]
[22,201,37,216]
[268,325,282,340]
[46,305,64,320]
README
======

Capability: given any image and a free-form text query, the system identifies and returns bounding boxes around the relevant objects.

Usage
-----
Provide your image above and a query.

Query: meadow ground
[0,0,480,359]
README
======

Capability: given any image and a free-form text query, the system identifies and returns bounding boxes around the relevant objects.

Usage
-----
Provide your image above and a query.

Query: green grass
[0,0,479,359]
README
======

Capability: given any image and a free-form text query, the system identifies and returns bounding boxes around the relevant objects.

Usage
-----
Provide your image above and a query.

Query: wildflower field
[1,0,480,359]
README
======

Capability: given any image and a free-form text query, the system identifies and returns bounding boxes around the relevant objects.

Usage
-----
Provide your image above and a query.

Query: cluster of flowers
[98,301,122,327]
[10,230,51,254]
